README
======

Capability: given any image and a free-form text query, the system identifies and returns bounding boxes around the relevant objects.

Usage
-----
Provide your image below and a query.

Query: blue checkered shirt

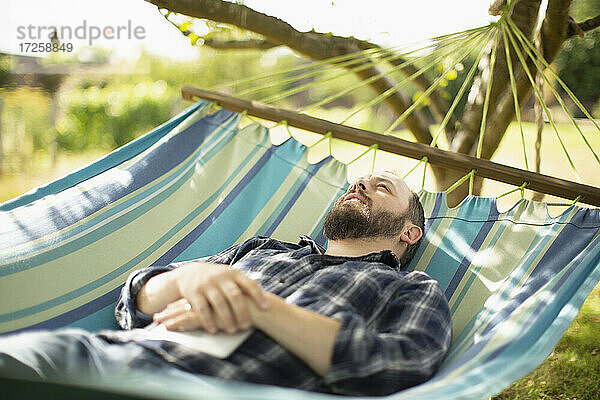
[112,235,452,396]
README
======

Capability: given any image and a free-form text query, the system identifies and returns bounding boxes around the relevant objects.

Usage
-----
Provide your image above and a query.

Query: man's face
[323,172,412,241]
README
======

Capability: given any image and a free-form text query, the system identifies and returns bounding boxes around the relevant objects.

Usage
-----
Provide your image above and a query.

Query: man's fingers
[153,298,187,322]
[220,281,251,330]
[188,295,218,334]
[161,310,202,331]
[235,274,270,310]
[204,287,237,333]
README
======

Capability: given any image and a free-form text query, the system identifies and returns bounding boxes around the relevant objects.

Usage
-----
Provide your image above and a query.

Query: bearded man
[0,172,452,396]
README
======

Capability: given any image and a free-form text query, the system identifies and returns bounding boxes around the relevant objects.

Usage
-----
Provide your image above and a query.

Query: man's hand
[151,262,270,334]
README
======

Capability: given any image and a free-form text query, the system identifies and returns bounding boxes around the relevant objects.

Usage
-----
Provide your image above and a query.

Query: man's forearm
[250,292,341,377]
[136,269,181,315]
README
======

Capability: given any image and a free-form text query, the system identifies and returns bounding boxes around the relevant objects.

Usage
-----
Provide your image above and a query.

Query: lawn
[493,281,600,399]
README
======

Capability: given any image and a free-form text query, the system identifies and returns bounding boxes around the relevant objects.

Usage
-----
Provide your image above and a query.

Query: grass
[0,120,599,399]
[493,282,600,400]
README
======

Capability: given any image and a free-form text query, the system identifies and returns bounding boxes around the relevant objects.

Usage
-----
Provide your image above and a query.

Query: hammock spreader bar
[181,85,600,208]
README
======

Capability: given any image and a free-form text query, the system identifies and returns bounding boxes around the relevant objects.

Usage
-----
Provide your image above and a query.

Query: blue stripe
[477,209,599,338]
[443,210,600,370]
[424,197,497,293]
[408,192,445,271]
[445,202,498,299]
[152,130,272,265]
[168,138,306,263]
[445,232,600,376]
[263,157,331,237]
[152,135,280,264]
[0,287,122,335]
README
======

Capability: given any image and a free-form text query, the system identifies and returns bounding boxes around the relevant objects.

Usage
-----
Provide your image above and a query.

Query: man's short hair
[399,190,425,268]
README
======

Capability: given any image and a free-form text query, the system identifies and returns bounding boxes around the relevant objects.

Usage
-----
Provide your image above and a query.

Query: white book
[143,323,254,359]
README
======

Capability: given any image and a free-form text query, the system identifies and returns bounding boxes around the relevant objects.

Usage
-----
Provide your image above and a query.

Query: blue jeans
[0,329,222,391]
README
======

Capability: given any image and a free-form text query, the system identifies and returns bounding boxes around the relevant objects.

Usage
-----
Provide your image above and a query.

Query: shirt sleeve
[114,243,245,330]
[322,271,452,396]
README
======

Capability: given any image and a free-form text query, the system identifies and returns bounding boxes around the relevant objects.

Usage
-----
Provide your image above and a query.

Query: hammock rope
[445,169,477,195]
[500,22,529,170]
[384,29,493,135]
[173,3,600,208]
[421,157,428,190]
[402,156,428,180]
[348,144,378,166]
[237,47,397,98]
[504,17,600,168]
[159,3,600,208]
[429,34,491,148]
[266,28,488,109]
[158,4,493,96]
[348,29,492,132]
[496,181,528,199]
[503,19,582,182]
[337,29,491,126]
[476,28,499,160]
[299,28,491,113]
[504,17,600,135]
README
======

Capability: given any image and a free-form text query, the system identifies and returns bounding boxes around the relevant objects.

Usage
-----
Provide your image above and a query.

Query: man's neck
[325,237,403,259]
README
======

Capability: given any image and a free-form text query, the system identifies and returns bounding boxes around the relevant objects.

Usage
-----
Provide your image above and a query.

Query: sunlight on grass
[0,151,105,204]
[493,281,600,400]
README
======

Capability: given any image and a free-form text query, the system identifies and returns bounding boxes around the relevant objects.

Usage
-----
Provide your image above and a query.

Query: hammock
[1,101,599,399]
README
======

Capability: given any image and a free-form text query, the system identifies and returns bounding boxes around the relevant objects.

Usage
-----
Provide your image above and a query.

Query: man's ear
[400,224,422,245]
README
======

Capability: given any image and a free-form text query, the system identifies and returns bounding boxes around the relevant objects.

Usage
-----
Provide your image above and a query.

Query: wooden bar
[182,85,600,208]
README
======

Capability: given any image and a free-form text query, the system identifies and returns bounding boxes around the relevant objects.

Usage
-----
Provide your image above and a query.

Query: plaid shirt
[109,236,452,396]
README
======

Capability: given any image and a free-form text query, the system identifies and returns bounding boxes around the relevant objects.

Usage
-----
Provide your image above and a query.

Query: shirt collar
[297,235,401,270]
[298,235,326,254]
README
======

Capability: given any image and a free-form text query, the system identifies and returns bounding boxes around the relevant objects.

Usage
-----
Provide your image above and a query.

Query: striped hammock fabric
[1,101,599,399]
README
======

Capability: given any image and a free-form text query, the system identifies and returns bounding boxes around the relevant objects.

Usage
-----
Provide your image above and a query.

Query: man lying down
[0,172,452,396]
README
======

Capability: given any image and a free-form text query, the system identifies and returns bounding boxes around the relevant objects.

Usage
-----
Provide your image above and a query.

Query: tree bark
[567,14,600,37]
[202,38,279,50]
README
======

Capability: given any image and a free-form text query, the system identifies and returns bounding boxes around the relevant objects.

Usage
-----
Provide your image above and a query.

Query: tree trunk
[440,0,572,206]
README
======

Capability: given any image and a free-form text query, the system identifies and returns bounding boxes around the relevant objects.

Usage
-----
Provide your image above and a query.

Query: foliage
[0,88,53,154]
[55,81,176,151]
[553,0,600,111]
[0,55,12,88]
[555,30,600,107]
[570,0,600,21]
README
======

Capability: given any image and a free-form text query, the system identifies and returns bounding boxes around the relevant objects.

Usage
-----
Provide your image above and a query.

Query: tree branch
[567,14,600,38]
[451,0,542,156]
[145,0,433,144]
[202,38,279,50]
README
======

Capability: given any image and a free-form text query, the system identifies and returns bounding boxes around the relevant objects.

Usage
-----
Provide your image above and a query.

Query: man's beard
[323,194,407,241]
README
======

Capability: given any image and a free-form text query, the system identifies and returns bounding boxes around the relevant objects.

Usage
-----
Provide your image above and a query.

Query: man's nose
[352,178,369,192]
